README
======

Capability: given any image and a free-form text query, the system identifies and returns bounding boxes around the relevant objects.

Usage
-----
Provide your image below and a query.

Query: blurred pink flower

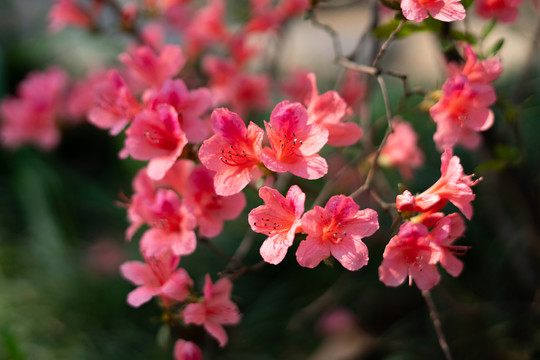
[48,0,96,32]
[246,0,309,32]
[296,195,379,271]
[379,119,424,180]
[183,275,241,347]
[262,101,329,179]
[120,249,193,307]
[174,339,202,360]
[475,0,522,22]
[199,108,264,196]
[185,0,230,57]
[248,185,305,264]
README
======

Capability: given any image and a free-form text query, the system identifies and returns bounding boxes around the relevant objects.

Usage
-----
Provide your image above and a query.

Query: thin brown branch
[372,19,405,68]
[422,290,454,360]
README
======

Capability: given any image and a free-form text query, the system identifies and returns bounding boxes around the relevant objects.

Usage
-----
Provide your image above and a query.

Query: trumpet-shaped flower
[304,73,363,147]
[396,149,480,219]
[296,195,379,271]
[262,101,328,179]
[401,0,466,22]
[125,104,188,180]
[184,165,246,238]
[199,108,264,196]
[183,275,241,347]
[378,222,442,290]
[248,185,306,264]
[120,249,193,307]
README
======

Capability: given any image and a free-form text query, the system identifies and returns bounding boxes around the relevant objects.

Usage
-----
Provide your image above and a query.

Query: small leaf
[481,20,497,40]
[156,324,170,349]
[461,0,474,9]
[487,38,505,56]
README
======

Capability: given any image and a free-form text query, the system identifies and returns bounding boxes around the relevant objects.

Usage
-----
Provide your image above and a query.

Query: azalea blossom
[183,275,241,347]
[173,339,203,360]
[248,185,306,264]
[184,0,231,57]
[143,79,213,143]
[48,0,97,32]
[378,119,425,180]
[378,221,442,290]
[246,0,309,32]
[430,74,496,150]
[304,73,363,147]
[120,249,193,307]
[296,195,379,271]
[475,0,523,22]
[119,45,185,88]
[262,101,329,180]
[139,188,197,256]
[198,107,264,196]
[184,165,246,238]
[124,104,188,180]
[88,69,142,135]
[396,149,480,220]
[400,0,466,22]
[451,44,502,85]
[428,213,467,277]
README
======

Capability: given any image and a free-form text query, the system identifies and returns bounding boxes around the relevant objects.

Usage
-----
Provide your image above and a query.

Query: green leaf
[450,30,477,45]
[372,20,428,40]
[487,38,505,56]
[156,324,170,349]
[461,0,474,9]
[481,19,497,40]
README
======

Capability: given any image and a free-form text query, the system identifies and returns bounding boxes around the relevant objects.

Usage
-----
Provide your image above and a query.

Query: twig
[372,19,405,68]
[422,290,454,360]
[199,237,244,268]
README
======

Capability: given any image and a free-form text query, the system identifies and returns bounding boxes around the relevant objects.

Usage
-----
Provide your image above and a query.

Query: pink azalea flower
[183,275,241,347]
[378,119,425,180]
[296,195,379,271]
[400,0,466,22]
[139,188,198,256]
[124,104,188,180]
[396,149,480,219]
[338,70,368,112]
[475,0,523,23]
[203,56,271,116]
[378,221,442,290]
[280,68,312,103]
[119,45,185,88]
[198,108,264,196]
[246,0,309,32]
[248,185,306,265]
[88,70,141,135]
[1,67,68,149]
[48,0,96,32]
[174,339,203,360]
[185,0,231,57]
[262,101,329,180]
[430,74,496,150]
[304,73,363,147]
[65,70,107,123]
[184,165,246,238]
[120,249,193,307]
[455,44,502,85]
[126,160,194,240]
[143,79,212,143]
[428,213,467,277]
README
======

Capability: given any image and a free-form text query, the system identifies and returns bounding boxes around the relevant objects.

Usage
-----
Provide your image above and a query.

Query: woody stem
[422,290,454,360]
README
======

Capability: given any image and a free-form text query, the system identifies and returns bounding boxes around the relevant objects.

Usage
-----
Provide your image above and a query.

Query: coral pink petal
[296,238,330,268]
[183,303,206,325]
[260,236,290,265]
[409,265,441,290]
[127,286,160,307]
[330,237,369,271]
[325,122,363,147]
[120,261,153,285]
[432,1,466,22]
[204,321,228,347]
[379,258,408,287]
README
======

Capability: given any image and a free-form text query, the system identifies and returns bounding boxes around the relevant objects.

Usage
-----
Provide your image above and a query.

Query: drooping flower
[430,74,496,150]
[396,149,480,220]
[378,119,425,180]
[184,165,246,238]
[143,79,213,143]
[378,221,442,290]
[173,339,203,360]
[119,45,185,88]
[262,101,329,180]
[88,69,142,135]
[198,108,264,196]
[296,195,379,271]
[120,249,193,307]
[124,104,188,180]
[400,0,466,22]
[248,185,305,264]
[304,73,363,147]
[183,275,241,347]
